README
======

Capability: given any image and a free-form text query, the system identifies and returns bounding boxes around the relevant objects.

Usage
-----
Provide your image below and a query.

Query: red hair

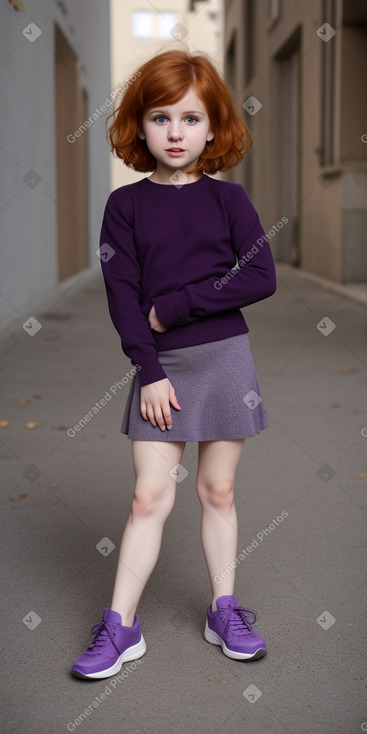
[105,49,252,177]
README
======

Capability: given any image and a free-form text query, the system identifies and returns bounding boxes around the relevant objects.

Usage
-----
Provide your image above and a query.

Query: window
[131,11,153,39]
[131,11,178,40]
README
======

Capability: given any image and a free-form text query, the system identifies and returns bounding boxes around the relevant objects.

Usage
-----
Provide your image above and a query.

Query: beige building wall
[222,0,367,284]
[109,0,225,190]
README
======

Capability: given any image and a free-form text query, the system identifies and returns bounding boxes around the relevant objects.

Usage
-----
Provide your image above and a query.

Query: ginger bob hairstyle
[105,49,252,177]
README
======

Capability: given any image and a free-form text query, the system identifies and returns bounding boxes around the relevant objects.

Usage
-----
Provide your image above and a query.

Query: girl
[72,47,276,679]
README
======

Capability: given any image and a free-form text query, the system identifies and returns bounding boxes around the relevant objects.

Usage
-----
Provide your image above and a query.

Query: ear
[206,130,215,142]
[137,128,145,141]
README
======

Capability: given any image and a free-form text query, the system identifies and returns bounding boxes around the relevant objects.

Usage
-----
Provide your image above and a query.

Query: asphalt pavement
[1,261,366,734]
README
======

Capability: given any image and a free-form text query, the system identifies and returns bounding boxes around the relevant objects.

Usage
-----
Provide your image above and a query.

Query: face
[138,86,214,182]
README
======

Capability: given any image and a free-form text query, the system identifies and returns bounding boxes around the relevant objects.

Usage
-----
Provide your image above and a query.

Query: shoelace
[223,606,257,637]
[88,621,118,651]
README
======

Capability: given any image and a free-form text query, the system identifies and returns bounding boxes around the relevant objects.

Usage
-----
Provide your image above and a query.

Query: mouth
[165,148,185,152]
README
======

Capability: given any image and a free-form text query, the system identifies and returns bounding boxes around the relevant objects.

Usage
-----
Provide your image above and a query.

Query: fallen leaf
[0,420,10,428]
[16,398,29,405]
[48,482,59,488]
[25,422,40,429]
[33,394,42,399]
[11,494,28,501]
[56,425,71,430]
[340,367,357,373]
[358,473,367,478]
[207,676,220,682]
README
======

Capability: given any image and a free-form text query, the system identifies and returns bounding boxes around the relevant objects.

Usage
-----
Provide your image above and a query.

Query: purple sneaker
[204,595,267,660]
[72,608,146,679]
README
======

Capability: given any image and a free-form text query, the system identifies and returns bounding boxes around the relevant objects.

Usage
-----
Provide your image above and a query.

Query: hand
[148,304,167,333]
[140,378,181,431]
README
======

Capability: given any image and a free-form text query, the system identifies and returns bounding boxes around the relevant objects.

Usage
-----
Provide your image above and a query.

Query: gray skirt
[120,333,269,442]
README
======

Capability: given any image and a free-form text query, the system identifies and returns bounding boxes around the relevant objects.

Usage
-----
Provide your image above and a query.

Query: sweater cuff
[136,358,168,387]
[152,291,190,329]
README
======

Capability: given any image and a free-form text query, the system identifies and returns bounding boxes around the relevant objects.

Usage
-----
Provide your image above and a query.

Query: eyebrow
[148,110,204,115]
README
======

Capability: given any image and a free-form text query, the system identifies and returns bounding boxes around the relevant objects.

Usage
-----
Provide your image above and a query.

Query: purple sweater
[99,174,277,387]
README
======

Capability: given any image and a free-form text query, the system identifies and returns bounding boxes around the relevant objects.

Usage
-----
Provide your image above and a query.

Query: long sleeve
[99,191,168,387]
[152,184,277,330]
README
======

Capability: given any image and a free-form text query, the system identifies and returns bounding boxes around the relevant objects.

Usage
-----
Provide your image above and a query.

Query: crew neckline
[141,174,209,188]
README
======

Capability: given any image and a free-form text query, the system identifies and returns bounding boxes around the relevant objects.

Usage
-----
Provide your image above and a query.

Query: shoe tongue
[216,595,239,610]
[102,608,122,625]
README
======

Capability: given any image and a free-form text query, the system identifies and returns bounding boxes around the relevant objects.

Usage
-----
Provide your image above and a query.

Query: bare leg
[110,440,186,625]
[196,439,245,611]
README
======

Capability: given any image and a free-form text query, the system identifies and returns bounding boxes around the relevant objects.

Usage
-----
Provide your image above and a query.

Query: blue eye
[152,116,198,124]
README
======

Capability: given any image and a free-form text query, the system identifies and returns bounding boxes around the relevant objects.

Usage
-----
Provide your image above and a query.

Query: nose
[167,121,183,141]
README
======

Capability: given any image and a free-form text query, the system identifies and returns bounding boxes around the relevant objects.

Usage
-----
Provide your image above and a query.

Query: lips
[166,148,185,151]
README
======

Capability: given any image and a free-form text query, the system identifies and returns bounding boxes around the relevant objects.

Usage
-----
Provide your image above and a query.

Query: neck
[149,168,203,185]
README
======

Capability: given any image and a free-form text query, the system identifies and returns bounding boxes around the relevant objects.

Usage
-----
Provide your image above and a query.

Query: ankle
[112,610,135,627]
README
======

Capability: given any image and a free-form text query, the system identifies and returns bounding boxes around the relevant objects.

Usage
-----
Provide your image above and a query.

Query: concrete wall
[222,0,367,283]
[0,0,110,327]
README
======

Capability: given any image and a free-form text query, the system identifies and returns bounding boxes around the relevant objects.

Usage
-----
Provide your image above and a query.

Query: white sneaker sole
[204,621,266,660]
[72,634,147,679]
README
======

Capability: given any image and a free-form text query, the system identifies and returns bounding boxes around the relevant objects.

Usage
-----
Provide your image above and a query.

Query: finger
[146,404,157,427]
[153,405,166,431]
[162,407,172,429]
[169,390,181,409]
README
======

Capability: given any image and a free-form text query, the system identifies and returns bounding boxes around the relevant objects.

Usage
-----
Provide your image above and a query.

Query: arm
[99,191,168,388]
[152,185,277,329]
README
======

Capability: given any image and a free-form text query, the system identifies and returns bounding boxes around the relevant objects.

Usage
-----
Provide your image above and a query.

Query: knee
[130,482,174,520]
[196,480,235,510]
